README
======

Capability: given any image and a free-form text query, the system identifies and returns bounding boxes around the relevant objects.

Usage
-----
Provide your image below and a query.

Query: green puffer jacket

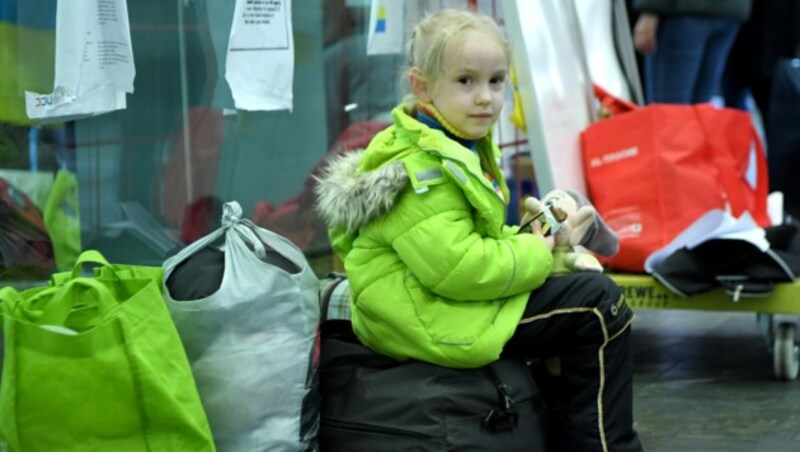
[316,106,553,368]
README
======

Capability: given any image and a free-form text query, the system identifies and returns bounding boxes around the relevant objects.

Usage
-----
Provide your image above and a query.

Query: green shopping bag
[43,169,81,271]
[0,251,215,451]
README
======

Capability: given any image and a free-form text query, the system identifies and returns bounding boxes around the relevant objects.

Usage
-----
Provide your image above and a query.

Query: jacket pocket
[404,271,501,347]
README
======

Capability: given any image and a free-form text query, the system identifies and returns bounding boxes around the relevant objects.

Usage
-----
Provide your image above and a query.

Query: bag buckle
[482,403,519,432]
[482,389,519,432]
[481,366,520,432]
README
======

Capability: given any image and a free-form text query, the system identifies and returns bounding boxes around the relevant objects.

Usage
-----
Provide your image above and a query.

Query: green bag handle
[50,250,119,286]
[24,277,118,328]
[66,250,163,283]
[70,250,114,279]
[43,168,82,271]
[0,286,23,315]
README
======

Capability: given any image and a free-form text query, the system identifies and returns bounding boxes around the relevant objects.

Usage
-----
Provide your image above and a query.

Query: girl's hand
[633,13,659,54]
[531,219,555,251]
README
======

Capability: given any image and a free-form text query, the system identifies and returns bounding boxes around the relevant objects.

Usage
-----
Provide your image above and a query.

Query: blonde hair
[403,9,510,106]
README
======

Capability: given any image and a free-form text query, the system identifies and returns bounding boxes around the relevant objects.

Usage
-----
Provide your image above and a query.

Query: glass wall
[0,0,529,281]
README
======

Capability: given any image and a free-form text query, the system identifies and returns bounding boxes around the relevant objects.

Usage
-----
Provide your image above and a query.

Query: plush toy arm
[564,190,619,257]
[551,247,604,276]
[569,206,598,246]
[564,252,604,273]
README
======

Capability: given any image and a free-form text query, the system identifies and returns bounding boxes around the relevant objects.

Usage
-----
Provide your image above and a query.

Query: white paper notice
[367,0,404,56]
[25,0,135,120]
[225,0,294,111]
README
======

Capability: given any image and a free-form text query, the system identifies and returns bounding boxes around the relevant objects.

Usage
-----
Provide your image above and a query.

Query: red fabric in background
[0,178,54,278]
[162,107,224,229]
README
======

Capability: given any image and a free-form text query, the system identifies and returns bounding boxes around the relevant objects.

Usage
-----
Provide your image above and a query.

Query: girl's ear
[409,67,433,103]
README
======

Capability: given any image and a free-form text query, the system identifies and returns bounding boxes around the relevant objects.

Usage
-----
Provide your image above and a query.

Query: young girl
[316,9,642,452]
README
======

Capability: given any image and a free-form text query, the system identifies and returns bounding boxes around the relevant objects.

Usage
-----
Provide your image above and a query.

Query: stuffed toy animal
[520,189,619,275]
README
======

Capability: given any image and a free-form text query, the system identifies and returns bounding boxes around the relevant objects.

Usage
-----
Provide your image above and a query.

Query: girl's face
[429,31,508,139]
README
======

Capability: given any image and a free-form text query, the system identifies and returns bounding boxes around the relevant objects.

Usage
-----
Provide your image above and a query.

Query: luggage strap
[481,364,519,432]
[320,273,348,322]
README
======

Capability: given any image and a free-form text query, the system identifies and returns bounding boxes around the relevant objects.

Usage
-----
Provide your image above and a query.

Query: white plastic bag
[162,201,320,451]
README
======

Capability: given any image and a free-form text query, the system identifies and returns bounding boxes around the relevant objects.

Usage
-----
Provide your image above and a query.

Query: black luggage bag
[318,324,549,451]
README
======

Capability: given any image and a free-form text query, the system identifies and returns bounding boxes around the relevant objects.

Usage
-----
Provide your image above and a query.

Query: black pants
[503,273,642,452]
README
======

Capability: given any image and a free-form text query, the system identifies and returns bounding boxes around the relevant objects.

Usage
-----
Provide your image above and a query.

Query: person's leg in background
[644,16,710,103]
[503,273,642,452]
[691,18,740,103]
[722,7,754,113]
[723,0,798,124]
[644,16,736,104]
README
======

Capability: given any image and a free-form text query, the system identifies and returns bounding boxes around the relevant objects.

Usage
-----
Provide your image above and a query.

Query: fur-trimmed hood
[314,150,409,233]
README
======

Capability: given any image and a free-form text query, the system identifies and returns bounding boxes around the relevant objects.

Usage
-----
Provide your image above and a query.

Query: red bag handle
[695,106,771,226]
[592,84,638,117]
[732,126,769,225]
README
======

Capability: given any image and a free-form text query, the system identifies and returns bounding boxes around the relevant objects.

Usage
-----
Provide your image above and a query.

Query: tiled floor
[631,309,800,451]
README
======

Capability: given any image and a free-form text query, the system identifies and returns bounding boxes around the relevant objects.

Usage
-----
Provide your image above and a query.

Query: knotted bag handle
[163,201,308,282]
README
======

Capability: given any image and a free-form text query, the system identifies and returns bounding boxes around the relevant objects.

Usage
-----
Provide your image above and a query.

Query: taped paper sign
[367,0,403,55]
[25,0,135,121]
[225,0,294,111]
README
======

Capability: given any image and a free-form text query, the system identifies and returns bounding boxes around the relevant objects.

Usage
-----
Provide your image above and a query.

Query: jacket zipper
[321,418,443,442]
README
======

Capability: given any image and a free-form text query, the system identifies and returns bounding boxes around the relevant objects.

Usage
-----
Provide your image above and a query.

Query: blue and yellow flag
[367,0,403,55]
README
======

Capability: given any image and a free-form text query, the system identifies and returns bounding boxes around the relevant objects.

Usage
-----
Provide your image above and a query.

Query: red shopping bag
[581,101,769,272]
